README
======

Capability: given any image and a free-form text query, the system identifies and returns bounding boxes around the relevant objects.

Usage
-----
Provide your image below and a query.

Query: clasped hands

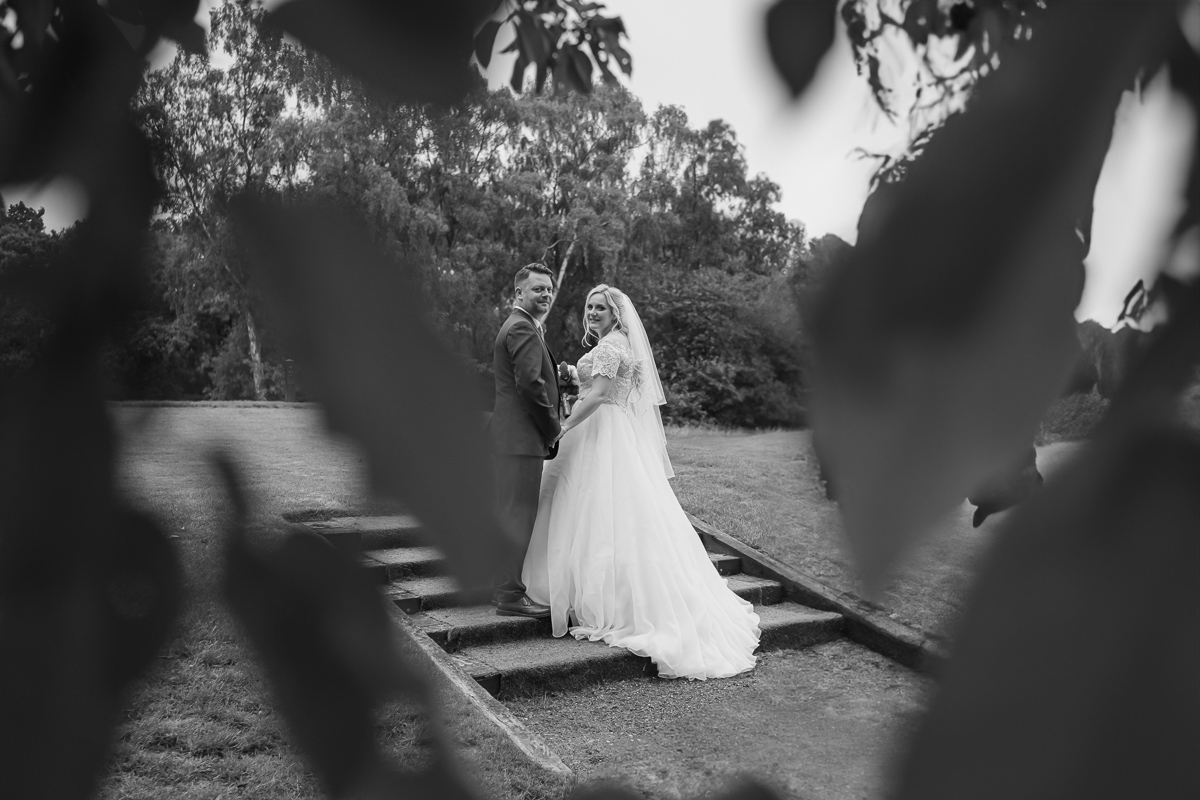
[552,398,581,444]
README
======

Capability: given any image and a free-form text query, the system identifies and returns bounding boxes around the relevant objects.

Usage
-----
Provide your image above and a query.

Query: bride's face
[585,293,616,337]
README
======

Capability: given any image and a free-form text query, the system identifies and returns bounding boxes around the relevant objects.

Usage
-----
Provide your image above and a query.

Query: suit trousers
[493,454,544,601]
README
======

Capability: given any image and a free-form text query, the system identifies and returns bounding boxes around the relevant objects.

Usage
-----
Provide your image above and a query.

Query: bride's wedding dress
[522,331,760,680]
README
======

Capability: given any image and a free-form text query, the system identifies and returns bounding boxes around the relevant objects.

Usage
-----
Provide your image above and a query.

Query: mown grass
[663,428,997,643]
[103,405,570,800]
[1035,391,1109,445]
[100,401,1125,797]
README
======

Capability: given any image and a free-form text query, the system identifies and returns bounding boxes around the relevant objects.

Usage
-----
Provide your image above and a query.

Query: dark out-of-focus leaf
[105,0,146,25]
[0,0,145,187]
[268,0,494,106]
[131,0,206,55]
[161,18,206,55]
[966,446,1041,528]
[765,0,839,99]
[893,427,1200,799]
[592,16,631,76]
[567,44,593,94]
[510,49,530,92]
[222,480,397,795]
[219,459,477,800]
[809,1,1178,594]
[515,11,549,67]
[10,0,56,50]
[232,199,508,592]
[588,35,618,86]
[0,0,158,309]
[473,18,502,68]
[0,352,181,800]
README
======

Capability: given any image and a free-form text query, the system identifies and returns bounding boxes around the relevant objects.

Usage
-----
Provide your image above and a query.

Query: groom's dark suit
[489,306,561,604]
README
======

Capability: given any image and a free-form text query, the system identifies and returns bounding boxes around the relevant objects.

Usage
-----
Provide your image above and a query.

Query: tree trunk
[545,237,577,318]
[246,310,266,401]
[555,238,576,292]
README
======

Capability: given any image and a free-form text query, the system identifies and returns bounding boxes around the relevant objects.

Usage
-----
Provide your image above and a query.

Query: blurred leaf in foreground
[894,274,1200,799]
[0,351,181,800]
[893,427,1199,799]
[220,458,477,799]
[268,0,495,105]
[966,446,1041,528]
[808,1,1179,594]
[232,198,507,592]
[764,0,839,99]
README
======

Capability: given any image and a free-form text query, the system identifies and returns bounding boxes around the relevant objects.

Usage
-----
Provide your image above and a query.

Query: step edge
[687,512,948,672]
[456,613,844,667]
[384,604,572,780]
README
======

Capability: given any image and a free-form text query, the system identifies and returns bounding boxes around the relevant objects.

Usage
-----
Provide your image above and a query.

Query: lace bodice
[577,333,636,408]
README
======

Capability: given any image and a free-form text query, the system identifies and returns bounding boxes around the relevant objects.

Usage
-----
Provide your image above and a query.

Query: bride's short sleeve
[591,337,622,380]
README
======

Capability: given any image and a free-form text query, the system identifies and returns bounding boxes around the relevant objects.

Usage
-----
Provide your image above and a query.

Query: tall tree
[0,202,59,382]
[138,1,306,398]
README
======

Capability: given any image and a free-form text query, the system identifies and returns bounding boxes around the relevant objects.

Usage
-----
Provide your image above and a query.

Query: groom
[488,263,562,618]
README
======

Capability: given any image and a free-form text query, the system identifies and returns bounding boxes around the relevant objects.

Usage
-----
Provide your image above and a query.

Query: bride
[522,284,760,680]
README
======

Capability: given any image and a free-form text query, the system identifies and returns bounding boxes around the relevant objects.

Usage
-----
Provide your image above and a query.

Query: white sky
[5,0,1194,326]
[489,0,1196,326]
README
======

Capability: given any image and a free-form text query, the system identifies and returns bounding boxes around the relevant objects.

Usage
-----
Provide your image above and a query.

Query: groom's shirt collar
[513,305,545,334]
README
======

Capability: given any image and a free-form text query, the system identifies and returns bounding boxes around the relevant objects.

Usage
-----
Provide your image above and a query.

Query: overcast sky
[6,0,1195,326]
[546,0,1198,327]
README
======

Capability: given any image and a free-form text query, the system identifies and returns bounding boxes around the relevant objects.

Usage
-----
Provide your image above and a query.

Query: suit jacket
[489,309,562,457]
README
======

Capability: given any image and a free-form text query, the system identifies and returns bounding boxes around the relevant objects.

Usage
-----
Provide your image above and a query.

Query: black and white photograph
[1,1,1197,798]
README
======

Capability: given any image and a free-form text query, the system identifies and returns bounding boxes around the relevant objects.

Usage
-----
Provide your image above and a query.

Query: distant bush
[1036,390,1109,444]
[632,269,808,429]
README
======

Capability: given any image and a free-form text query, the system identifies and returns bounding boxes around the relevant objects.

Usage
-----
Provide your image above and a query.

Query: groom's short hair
[513,263,555,293]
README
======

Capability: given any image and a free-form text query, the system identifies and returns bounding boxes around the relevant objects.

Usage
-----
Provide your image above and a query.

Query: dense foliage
[0,203,60,381]
[15,1,809,426]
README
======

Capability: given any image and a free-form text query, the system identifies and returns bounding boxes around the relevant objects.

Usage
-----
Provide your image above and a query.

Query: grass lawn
[105,404,569,800]
[102,403,1080,798]
[663,428,1062,645]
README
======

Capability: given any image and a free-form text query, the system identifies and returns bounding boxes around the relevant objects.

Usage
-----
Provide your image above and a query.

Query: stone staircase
[299,514,846,699]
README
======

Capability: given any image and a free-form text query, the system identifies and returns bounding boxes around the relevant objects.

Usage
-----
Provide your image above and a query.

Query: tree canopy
[120,2,810,424]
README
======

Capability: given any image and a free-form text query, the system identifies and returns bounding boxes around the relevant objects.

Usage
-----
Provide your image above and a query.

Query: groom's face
[516,273,554,321]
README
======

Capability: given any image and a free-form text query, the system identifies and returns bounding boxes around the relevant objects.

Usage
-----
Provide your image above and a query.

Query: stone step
[362,544,741,585]
[361,546,445,582]
[453,601,845,699]
[408,604,553,651]
[303,514,427,550]
[385,572,783,615]
[708,552,742,576]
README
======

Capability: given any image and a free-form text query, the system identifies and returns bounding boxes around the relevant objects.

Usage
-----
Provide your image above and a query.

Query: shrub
[633,269,807,428]
[1036,390,1109,444]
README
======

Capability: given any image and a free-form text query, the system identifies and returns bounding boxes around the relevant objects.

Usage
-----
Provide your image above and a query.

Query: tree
[0,201,59,382]
[138,1,307,399]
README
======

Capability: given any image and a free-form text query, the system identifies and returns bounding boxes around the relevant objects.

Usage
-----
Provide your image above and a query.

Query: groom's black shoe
[493,593,551,618]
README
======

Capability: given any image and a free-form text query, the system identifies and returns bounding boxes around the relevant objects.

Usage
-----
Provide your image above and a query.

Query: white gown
[522,332,761,680]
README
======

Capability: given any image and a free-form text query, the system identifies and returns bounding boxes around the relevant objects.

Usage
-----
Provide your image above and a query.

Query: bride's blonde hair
[581,284,627,346]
